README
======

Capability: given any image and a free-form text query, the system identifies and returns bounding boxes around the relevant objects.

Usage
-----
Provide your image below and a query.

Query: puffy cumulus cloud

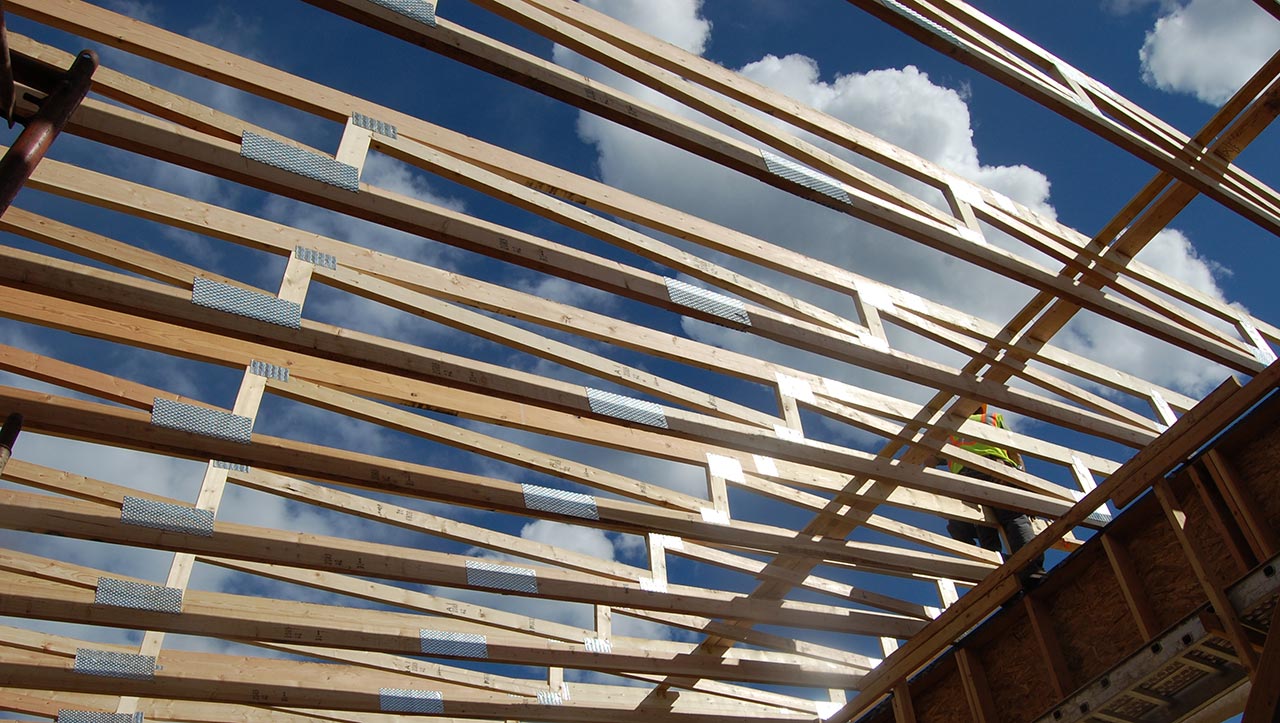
[518,519,617,560]
[555,0,1236,407]
[1060,229,1236,395]
[580,0,710,54]
[1139,0,1280,104]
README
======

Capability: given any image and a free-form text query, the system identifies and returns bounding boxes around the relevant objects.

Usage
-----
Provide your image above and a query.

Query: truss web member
[926,405,1046,585]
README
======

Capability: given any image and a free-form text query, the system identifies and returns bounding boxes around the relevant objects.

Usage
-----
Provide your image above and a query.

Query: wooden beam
[0,487,925,637]
[1153,477,1259,672]
[1242,598,1280,721]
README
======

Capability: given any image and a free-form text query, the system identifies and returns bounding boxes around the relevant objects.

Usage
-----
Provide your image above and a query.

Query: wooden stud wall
[0,1,1275,722]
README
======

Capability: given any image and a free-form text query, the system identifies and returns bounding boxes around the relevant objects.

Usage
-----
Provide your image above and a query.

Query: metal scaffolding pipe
[0,412,21,476]
[0,48,97,215]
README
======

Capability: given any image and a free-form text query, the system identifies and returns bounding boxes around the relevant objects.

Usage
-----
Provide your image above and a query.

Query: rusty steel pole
[0,47,97,216]
[0,1,14,127]
[0,412,21,476]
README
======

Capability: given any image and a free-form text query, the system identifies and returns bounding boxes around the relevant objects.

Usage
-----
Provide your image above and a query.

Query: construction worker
[928,404,1045,586]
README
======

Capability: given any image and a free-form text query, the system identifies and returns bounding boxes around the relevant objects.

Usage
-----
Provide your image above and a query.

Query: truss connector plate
[121,495,215,537]
[760,149,851,205]
[420,629,488,658]
[95,577,184,614]
[57,711,144,723]
[876,0,960,44]
[241,131,360,191]
[192,277,303,329]
[380,688,444,713]
[465,560,538,593]
[369,0,437,27]
[73,649,157,681]
[585,388,668,429]
[665,277,751,327]
[351,112,398,139]
[522,483,599,520]
[294,245,338,269]
[152,397,254,444]
[249,360,290,382]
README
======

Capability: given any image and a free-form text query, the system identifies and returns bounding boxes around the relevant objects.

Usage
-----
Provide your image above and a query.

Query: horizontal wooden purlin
[0,487,925,637]
[0,646,815,723]
[6,37,1204,420]
[0,567,862,688]
[0,392,995,583]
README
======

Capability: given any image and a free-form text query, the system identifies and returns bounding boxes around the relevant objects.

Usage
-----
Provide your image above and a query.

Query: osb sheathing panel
[1121,497,1203,632]
[973,613,1055,723]
[1045,545,1143,685]
[1173,471,1245,586]
[912,659,972,723]
[1226,407,1280,532]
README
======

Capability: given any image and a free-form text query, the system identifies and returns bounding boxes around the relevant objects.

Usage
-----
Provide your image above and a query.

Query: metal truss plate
[380,688,444,713]
[351,112,398,139]
[294,245,338,270]
[760,149,851,205]
[73,649,156,681]
[537,691,564,705]
[57,712,143,723]
[522,484,599,520]
[120,496,215,537]
[584,637,612,653]
[465,560,539,594]
[212,460,250,473]
[95,577,183,614]
[249,359,290,381]
[191,276,302,329]
[368,0,437,27]
[664,277,751,327]
[151,397,254,444]
[585,388,668,429]
[419,629,488,658]
[240,131,359,192]
[876,0,960,44]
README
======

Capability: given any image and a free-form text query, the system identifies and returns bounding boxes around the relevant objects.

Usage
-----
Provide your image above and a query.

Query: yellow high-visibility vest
[947,407,1019,474]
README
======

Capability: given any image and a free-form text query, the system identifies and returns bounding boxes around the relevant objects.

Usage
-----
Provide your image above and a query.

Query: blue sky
[0,0,1276,719]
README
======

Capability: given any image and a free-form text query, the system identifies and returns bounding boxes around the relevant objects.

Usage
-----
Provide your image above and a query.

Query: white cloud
[579,0,710,54]
[556,0,1235,405]
[518,518,617,560]
[1139,0,1280,104]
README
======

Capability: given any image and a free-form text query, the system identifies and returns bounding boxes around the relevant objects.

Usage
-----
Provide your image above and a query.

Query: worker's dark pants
[946,467,1045,582]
